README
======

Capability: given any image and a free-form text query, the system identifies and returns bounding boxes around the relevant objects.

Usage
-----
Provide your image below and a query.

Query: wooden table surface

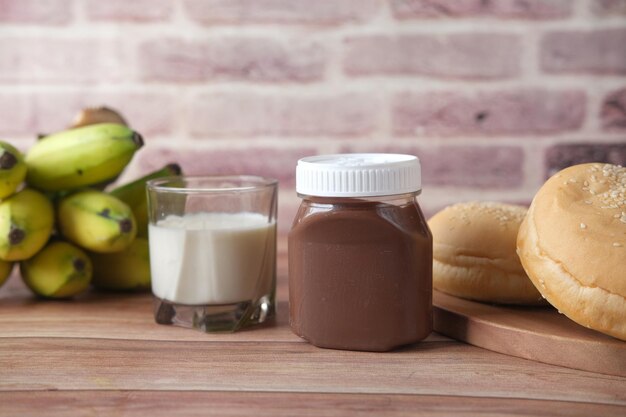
[1,253,625,417]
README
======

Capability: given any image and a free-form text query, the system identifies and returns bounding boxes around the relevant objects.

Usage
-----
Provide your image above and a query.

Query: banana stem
[132,132,144,149]
[0,152,17,169]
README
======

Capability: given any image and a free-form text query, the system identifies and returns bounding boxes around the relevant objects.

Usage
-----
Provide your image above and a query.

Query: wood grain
[433,291,626,377]
[1,337,624,404]
[0,293,449,343]
[2,391,625,417]
[1,254,626,416]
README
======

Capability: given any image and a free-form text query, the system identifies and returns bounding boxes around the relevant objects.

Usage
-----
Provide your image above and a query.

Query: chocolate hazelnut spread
[288,154,433,352]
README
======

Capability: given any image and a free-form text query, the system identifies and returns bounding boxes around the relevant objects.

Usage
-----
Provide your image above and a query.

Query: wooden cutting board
[433,290,626,377]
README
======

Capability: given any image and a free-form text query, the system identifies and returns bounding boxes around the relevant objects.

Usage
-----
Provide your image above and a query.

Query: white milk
[149,212,276,305]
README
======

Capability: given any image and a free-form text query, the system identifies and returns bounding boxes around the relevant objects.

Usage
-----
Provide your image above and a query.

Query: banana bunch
[0,107,182,298]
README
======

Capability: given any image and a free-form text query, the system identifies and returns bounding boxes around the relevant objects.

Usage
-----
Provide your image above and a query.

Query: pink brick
[393,90,586,137]
[189,92,379,137]
[340,144,524,188]
[183,0,380,25]
[546,143,626,177]
[601,88,626,130]
[391,0,572,19]
[137,146,316,186]
[32,92,176,136]
[0,93,34,136]
[139,38,325,82]
[344,34,520,79]
[591,0,626,16]
[84,0,173,22]
[541,29,626,74]
[0,92,175,137]
[0,39,126,83]
[420,146,524,188]
[0,0,72,25]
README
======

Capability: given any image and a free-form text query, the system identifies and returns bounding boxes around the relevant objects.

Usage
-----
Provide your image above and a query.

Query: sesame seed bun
[429,201,544,305]
[517,163,626,341]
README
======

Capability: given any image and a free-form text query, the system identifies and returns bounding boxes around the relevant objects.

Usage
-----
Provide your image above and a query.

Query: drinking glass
[146,175,277,332]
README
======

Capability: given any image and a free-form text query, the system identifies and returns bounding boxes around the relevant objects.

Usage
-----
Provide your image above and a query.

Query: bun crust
[429,201,544,305]
[517,163,626,340]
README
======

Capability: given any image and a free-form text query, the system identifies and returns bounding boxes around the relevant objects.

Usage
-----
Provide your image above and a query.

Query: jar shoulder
[289,199,432,240]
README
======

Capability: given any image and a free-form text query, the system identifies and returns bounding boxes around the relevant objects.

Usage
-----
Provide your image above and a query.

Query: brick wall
[0,0,625,234]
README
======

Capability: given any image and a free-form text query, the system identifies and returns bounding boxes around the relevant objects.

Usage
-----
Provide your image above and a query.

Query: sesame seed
[584,200,592,205]
[613,243,623,247]
[584,181,589,187]
[585,164,626,213]
[580,223,587,229]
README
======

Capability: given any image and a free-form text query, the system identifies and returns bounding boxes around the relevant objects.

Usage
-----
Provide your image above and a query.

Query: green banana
[58,190,136,253]
[0,259,13,288]
[25,123,144,191]
[21,241,92,298]
[0,141,27,199]
[110,163,182,237]
[90,237,150,291]
[0,189,54,261]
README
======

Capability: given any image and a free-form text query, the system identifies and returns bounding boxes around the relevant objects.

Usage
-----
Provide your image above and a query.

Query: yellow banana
[0,189,54,261]
[110,163,182,237]
[21,241,92,298]
[0,259,13,288]
[0,141,27,199]
[25,123,144,191]
[58,190,137,253]
[90,237,150,291]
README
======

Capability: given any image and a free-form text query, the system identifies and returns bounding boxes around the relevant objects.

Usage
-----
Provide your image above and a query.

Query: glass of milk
[146,175,277,332]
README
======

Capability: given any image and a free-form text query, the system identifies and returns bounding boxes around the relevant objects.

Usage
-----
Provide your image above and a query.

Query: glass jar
[288,154,433,351]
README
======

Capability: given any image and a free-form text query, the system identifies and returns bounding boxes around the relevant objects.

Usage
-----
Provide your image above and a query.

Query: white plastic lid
[296,153,422,197]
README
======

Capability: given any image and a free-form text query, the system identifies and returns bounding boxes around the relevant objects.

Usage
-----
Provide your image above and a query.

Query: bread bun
[429,201,544,305]
[517,163,626,341]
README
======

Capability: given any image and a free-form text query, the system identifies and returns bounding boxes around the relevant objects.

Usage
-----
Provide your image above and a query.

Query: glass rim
[147,175,278,194]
